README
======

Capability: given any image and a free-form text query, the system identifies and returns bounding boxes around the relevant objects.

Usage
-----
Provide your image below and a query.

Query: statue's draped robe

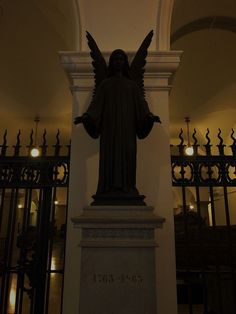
[83,76,154,197]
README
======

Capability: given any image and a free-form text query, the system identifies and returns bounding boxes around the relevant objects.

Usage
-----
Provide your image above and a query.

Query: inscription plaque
[79,247,156,314]
[93,273,143,284]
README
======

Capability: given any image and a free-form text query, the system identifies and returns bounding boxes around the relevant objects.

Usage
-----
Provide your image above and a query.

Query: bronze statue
[74,31,161,205]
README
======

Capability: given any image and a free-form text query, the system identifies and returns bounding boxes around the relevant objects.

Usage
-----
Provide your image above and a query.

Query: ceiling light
[185,146,194,156]
[30,147,40,157]
[184,117,194,156]
[30,117,40,158]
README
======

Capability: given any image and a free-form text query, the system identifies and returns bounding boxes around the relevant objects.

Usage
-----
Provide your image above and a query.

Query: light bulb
[30,147,40,157]
[185,146,194,156]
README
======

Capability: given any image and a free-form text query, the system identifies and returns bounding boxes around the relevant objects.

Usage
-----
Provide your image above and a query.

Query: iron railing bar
[181,183,193,314]
[30,187,43,314]
[15,270,24,314]
[179,156,193,314]
[0,187,6,233]
[60,185,69,314]
[36,188,43,232]
[20,188,34,313]
[2,188,19,313]
[209,187,216,228]
[223,186,236,312]
[30,290,35,314]
[15,188,31,314]
[45,186,57,313]
[34,187,52,314]
[209,184,224,314]
[195,186,209,313]
[0,187,6,314]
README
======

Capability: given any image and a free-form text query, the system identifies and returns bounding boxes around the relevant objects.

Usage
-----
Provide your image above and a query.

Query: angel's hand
[74,116,84,125]
[153,115,161,123]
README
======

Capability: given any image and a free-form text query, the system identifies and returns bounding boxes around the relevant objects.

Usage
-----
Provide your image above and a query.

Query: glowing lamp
[30,117,40,158]
[30,147,40,157]
[185,145,194,156]
[184,117,194,156]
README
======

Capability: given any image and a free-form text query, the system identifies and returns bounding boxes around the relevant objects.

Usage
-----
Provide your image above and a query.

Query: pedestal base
[72,206,165,314]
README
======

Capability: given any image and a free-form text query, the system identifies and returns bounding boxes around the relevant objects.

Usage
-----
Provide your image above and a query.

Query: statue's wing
[129,30,154,96]
[86,31,107,94]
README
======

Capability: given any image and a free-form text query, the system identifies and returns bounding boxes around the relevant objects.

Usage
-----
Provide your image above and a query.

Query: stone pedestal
[72,206,165,314]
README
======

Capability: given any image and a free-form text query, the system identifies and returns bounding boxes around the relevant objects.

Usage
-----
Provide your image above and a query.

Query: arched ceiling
[0,0,77,144]
[171,16,236,44]
[171,0,236,34]
[170,0,236,146]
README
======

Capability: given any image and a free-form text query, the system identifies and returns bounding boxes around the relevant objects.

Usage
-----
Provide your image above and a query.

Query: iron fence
[0,129,70,314]
[172,128,236,314]
[2,126,236,314]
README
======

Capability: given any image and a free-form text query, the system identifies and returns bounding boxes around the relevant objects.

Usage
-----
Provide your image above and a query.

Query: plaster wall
[77,0,160,51]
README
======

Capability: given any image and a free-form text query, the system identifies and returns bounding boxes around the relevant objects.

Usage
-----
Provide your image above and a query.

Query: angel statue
[74,30,161,205]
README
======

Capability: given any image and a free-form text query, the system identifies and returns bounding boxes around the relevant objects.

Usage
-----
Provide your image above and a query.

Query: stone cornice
[70,85,172,92]
[59,50,183,79]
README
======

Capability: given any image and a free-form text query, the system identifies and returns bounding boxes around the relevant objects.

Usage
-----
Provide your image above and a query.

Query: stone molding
[82,228,154,239]
[59,50,182,91]
[72,205,165,226]
[71,206,165,248]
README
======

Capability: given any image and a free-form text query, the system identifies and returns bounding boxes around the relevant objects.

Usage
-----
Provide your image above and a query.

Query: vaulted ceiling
[0,0,235,146]
[170,0,236,145]
[0,0,76,144]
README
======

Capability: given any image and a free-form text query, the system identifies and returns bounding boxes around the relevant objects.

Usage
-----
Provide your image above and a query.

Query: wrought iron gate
[172,129,236,314]
[2,126,236,314]
[0,130,70,314]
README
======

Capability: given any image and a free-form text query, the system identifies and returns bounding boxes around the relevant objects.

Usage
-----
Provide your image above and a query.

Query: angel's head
[108,49,130,78]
